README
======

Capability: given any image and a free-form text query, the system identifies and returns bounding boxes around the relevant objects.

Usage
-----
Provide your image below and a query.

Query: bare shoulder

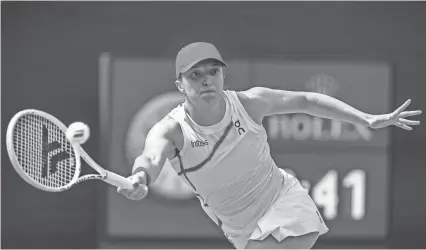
[236,87,308,117]
[153,115,181,135]
[237,87,270,103]
[149,115,184,152]
[235,87,270,125]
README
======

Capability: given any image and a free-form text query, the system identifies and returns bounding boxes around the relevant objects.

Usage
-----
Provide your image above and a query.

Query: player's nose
[202,79,213,86]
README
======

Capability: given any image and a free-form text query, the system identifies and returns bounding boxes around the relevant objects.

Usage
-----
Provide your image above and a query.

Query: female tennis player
[118,42,421,249]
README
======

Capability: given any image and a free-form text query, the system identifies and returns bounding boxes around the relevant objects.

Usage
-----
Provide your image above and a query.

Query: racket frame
[6,109,134,192]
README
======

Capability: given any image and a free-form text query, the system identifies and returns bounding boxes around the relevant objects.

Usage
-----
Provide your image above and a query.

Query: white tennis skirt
[249,171,329,242]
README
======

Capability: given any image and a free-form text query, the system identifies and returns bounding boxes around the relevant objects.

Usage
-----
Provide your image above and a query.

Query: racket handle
[104,170,134,190]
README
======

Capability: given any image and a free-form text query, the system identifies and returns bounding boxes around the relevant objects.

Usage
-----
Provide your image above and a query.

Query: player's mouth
[200,90,216,95]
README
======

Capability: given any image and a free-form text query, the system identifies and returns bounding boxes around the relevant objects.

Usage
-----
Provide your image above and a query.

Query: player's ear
[175,78,184,94]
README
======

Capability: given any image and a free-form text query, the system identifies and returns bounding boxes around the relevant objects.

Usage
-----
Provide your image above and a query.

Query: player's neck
[184,94,226,127]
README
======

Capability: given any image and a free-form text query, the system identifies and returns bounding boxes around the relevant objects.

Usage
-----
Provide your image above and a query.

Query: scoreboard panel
[273,152,388,238]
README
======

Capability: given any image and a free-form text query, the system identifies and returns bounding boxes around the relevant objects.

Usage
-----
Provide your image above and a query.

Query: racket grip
[104,170,134,190]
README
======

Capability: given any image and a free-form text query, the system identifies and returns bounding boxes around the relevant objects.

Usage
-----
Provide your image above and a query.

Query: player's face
[178,59,225,104]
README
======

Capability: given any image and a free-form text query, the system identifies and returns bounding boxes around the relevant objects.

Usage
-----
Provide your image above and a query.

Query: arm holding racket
[117,117,182,200]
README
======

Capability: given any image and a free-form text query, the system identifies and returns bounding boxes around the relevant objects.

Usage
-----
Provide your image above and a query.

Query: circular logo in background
[125,91,195,201]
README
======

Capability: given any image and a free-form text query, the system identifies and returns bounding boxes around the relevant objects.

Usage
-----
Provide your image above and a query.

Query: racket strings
[13,114,77,188]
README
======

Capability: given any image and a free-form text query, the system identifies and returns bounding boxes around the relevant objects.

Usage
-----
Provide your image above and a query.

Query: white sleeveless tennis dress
[167,90,329,249]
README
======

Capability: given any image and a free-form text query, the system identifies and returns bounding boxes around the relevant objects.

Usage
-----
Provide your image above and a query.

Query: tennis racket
[6,109,134,192]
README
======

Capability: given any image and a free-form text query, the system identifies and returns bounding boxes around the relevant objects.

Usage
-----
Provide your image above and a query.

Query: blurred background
[2,1,426,249]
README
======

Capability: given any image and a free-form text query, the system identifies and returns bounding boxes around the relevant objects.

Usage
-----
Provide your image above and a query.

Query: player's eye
[191,71,200,78]
[211,69,219,75]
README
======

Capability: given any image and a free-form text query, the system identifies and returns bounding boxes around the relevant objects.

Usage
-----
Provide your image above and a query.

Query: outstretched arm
[242,87,421,130]
[131,116,180,185]
[117,116,181,200]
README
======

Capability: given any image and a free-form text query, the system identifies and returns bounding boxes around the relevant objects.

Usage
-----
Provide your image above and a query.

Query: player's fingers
[117,173,148,200]
[134,171,147,186]
[117,185,145,200]
[396,122,412,130]
[399,110,422,117]
[138,184,148,197]
[117,176,139,194]
[398,118,420,126]
[129,184,148,200]
[127,172,146,185]
[393,99,411,117]
[131,177,142,189]
[117,187,131,197]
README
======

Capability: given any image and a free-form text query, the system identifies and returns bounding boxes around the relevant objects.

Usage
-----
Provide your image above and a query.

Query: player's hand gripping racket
[6,109,134,192]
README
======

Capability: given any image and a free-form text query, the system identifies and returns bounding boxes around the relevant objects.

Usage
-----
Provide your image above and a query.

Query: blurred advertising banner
[99,56,390,240]
[254,62,391,152]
